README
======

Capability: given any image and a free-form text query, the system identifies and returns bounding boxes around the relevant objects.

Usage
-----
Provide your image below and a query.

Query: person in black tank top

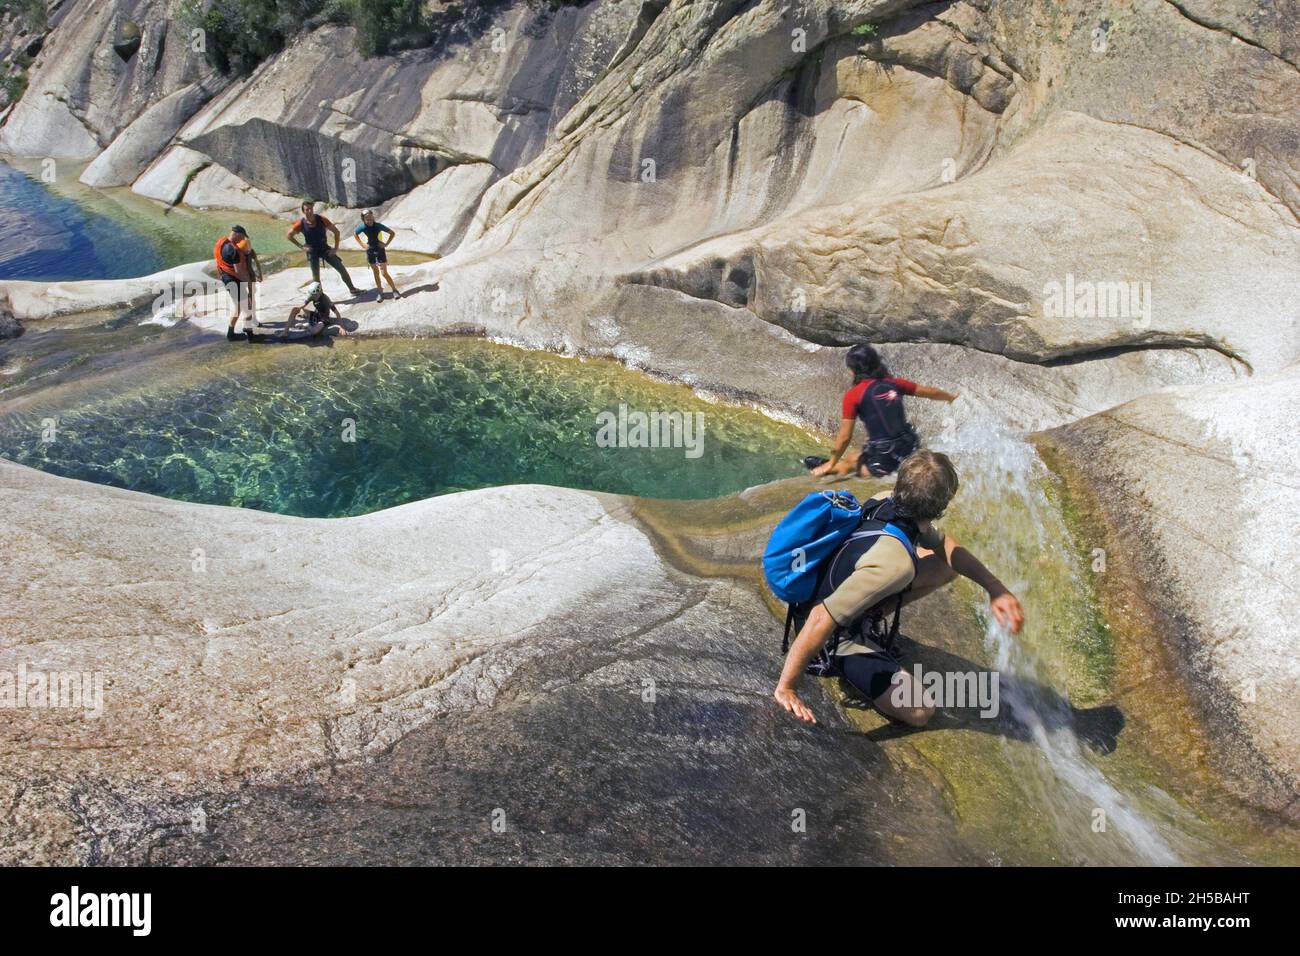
[804,344,959,478]
[287,201,361,297]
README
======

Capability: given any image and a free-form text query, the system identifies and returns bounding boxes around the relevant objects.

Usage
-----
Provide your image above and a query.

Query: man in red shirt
[213,225,263,342]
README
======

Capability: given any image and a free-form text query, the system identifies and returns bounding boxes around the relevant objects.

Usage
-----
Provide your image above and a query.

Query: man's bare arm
[773,605,837,723]
[914,384,959,402]
[937,533,1024,632]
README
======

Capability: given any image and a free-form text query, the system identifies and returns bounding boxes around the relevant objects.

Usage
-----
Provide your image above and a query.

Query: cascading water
[930,397,1191,865]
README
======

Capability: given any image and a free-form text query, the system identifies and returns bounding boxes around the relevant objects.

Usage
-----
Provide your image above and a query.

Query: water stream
[920,400,1276,864]
[3,163,1292,865]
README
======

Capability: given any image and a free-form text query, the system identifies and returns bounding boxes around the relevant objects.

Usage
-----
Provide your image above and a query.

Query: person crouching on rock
[353,210,402,300]
[281,281,346,339]
[288,200,361,297]
[805,344,958,478]
[774,450,1024,725]
[214,225,263,342]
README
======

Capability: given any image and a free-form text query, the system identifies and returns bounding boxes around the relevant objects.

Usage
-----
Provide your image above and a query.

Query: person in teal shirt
[353,211,402,300]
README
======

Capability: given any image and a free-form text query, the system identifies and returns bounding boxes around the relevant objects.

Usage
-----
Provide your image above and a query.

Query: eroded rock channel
[1,0,1297,864]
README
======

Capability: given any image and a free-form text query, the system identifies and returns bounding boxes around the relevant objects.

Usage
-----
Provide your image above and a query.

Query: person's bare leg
[225,282,242,335]
[240,283,255,334]
[370,263,382,295]
[872,666,935,726]
[381,264,400,296]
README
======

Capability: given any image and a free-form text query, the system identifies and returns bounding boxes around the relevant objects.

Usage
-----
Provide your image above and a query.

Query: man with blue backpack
[765,450,1023,726]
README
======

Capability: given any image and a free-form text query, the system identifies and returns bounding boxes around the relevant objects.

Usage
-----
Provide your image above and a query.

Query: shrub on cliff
[180,0,322,75]
[179,0,478,72]
[180,0,586,73]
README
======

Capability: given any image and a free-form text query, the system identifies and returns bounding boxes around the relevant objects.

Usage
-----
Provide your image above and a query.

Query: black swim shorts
[833,651,902,701]
[860,425,920,477]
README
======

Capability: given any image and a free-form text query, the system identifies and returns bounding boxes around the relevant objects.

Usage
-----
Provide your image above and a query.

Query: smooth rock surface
[0,0,214,158]
[79,81,215,188]
[0,260,213,321]
[0,459,967,865]
[1038,363,1300,801]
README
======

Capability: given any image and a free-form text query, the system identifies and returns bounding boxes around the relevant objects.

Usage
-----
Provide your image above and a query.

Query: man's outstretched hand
[774,687,816,723]
[990,591,1025,633]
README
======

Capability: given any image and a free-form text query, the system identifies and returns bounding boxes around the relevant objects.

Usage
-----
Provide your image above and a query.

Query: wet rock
[0,302,22,339]
[1037,363,1300,812]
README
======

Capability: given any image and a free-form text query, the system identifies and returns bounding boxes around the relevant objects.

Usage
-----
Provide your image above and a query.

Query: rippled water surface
[0,337,812,515]
[0,158,300,280]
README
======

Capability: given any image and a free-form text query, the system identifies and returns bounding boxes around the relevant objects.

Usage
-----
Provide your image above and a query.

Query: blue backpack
[762,490,864,603]
[763,492,918,675]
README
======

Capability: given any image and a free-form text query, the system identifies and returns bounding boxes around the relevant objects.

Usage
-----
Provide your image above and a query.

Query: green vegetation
[179,0,333,75]
[1,70,27,105]
[0,0,48,31]
[179,0,589,73]
[852,23,879,38]
[1,0,47,107]
[336,0,430,57]
[179,0,469,73]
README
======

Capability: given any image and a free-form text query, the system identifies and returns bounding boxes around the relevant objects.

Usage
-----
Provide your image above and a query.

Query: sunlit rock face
[3,0,1300,862]
[134,2,641,218]
[0,460,965,866]
[0,0,210,159]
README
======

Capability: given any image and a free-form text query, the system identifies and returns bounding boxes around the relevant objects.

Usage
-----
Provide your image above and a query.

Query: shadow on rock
[845,634,1126,755]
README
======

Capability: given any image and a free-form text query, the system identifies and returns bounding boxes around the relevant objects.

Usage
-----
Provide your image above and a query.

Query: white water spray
[932,397,1182,864]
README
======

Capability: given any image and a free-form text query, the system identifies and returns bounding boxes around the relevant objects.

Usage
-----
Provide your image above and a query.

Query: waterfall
[932,397,1183,864]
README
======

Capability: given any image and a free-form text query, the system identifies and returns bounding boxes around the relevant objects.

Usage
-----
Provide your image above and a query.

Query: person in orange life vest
[213,225,263,342]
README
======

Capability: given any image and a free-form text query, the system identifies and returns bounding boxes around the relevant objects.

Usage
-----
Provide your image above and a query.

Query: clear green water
[0,337,812,516]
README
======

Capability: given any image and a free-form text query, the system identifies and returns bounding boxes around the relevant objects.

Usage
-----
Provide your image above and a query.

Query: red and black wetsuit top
[842,377,917,442]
